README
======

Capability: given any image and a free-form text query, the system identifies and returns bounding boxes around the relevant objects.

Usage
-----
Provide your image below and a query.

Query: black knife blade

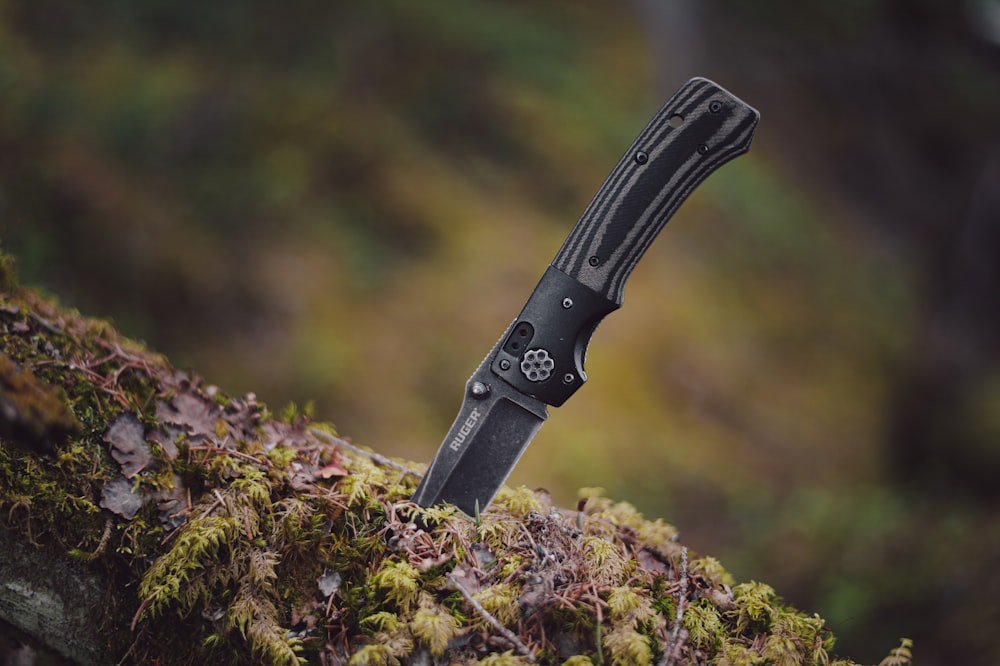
[412,77,759,516]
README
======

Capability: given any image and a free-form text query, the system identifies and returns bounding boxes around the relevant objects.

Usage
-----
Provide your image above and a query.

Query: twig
[449,571,536,663]
[161,489,226,546]
[188,444,270,468]
[29,312,63,336]
[77,518,113,562]
[130,597,151,633]
[195,489,227,521]
[309,427,423,478]
[659,545,688,666]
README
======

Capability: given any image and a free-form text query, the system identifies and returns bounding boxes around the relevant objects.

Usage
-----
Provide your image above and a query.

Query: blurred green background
[3,1,1000,664]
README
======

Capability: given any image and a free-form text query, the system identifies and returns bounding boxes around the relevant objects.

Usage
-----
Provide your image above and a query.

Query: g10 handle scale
[491,78,759,407]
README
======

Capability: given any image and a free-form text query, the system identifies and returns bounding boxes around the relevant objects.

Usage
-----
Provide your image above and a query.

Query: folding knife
[412,77,759,516]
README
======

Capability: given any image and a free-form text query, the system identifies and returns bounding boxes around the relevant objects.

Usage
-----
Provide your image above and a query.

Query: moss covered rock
[0,259,906,665]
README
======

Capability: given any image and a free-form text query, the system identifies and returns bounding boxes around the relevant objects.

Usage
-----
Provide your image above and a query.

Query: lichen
[0,259,906,665]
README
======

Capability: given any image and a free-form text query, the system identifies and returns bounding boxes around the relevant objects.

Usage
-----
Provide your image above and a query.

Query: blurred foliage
[2,1,999,664]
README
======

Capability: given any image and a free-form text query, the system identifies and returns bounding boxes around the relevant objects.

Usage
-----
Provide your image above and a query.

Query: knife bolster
[490,265,619,407]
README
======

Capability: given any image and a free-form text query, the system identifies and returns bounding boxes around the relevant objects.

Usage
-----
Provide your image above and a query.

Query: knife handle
[552,77,759,304]
[491,78,758,407]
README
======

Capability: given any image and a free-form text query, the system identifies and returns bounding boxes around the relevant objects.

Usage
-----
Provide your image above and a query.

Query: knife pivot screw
[562,297,573,309]
[588,255,600,267]
[521,349,554,382]
[697,143,710,155]
[470,381,490,398]
[634,150,649,165]
[563,373,575,384]
[709,100,723,113]
[499,359,511,371]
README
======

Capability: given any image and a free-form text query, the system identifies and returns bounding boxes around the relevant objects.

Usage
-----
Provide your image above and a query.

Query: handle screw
[562,297,573,309]
[634,150,649,165]
[588,256,600,267]
[499,359,511,371]
[563,373,575,384]
[697,143,709,155]
[709,100,722,113]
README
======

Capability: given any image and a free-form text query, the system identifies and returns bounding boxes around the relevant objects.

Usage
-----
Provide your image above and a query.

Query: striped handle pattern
[553,77,759,304]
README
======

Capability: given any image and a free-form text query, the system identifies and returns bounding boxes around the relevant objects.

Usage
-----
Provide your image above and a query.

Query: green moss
[0,433,105,550]
[684,598,725,652]
[878,638,913,666]
[606,586,653,628]
[411,592,461,656]
[561,657,594,666]
[602,624,652,665]
[349,635,411,666]
[134,463,307,665]
[477,651,535,665]
[494,485,543,518]
[730,581,778,634]
[339,456,390,506]
[690,555,733,586]
[267,444,298,469]
[473,584,520,627]
[372,560,422,612]
[581,535,627,586]
[0,258,906,665]
[476,513,521,552]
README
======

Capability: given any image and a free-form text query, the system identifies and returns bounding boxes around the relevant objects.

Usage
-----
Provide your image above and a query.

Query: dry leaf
[99,476,144,519]
[157,391,220,438]
[105,412,152,478]
[316,461,348,479]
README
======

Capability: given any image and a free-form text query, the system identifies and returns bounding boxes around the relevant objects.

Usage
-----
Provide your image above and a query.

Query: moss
[411,592,461,656]
[561,657,593,666]
[0,351,82,452]
[581,535,628,586]
[730,581,778,634]
[349,631,412,666]
[606,586,653,628]
[684,598,725,652]
[476,513,521,552]
[477,651,535,665]
[602,624,652,665]
[372,560,422,612]
[0,429,104,550]
[473,584,520,628]
[0,258,906,665]
[690,555,733,586]
[494,485,543,518]
[878,638,913,666]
